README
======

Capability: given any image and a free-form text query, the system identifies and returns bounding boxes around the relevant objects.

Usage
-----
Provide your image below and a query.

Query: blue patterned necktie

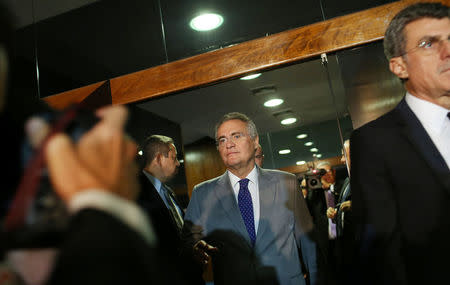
[238,178,256,246]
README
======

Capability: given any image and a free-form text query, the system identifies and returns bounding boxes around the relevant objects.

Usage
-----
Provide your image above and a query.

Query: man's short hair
[384,3,449,60]
[141,135,174,168]
[214,112,258,140]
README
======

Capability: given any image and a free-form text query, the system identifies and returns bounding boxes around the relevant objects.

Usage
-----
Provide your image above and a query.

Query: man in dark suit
[327,140,352,284]
[138,135,203,285]
[138,135,183,245]
[183,112,318,285]
[350,3,450,285]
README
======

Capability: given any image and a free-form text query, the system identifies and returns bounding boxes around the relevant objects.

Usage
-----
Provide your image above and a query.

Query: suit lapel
[255,167,277,246]
[214,173,250,242]
[139,174,181,230]
[396,99,450,191]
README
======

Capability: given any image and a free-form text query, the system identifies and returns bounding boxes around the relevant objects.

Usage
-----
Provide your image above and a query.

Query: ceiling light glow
[310,148,318,152]
[296,134,308,139]
[296,161,306,165]
[316,154,322,158]
[190,13,224,31]
[240,73,261,80]
[138,150,143,156]
[304,142,313,146]
[281,117,297,125]
[278,149,291,155]
[264,98,284,107]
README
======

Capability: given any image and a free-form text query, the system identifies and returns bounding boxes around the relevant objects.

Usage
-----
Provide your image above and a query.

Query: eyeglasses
[216,132,248,147]
[402,36,450,56]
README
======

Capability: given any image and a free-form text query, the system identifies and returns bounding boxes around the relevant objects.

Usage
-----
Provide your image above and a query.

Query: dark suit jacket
[138,173,184,251]
[47,208,169,285]
[335,177,351,238]
[351,99,450,285]
[183,167,318,285]
[138,173,203,285]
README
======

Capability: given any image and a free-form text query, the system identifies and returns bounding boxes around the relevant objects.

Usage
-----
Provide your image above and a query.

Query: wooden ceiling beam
[44,0,443,109]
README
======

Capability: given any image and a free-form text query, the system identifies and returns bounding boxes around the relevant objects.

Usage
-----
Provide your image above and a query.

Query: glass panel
[332,41,404,173]
[161,0,323,61]
[320,0,396,20]
[137,54,347,175]
[34,0,167,97]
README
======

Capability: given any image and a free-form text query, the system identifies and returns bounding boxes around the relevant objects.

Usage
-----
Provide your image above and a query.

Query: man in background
[255,145,264,168]
[139,135,203,285]
[327,139,352,284]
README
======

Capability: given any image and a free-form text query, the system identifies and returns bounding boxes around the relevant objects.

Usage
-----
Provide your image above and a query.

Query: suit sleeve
[182,186,205,251]
[292,176,318,285]
[350,128,406,285]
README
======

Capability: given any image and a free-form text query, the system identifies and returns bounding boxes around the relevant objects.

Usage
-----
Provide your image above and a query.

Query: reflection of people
[138,135,203,284]
[326,140,351,236]
[255,145,264,167]
[351,3,450,285]
[183,112,318,285]
[315,162,338,283]
[327,139,353,284]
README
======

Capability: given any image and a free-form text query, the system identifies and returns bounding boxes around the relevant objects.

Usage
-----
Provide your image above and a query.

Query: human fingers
[45,134,103,202]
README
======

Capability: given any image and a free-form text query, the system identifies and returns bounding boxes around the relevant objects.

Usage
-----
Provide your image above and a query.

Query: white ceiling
[137,55,348,144]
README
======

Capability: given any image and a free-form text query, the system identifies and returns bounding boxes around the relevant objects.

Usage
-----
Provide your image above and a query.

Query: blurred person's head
[255,145,264,167]
[384,3,450,109]
[215,112,259,178]
[142,135,180,183]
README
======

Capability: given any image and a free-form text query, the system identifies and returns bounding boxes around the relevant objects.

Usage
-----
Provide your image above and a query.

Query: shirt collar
[405,92,450,134]
[143,170,162,193]
[228,165,258,188]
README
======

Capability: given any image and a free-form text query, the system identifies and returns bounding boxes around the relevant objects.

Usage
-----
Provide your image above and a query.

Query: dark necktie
[238,178,256,246]
[447,112,450,120]
[162,184,184,232]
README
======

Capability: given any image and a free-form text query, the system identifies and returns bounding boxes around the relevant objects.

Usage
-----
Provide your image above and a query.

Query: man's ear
[389,57,409,79]
[155,153,162,165]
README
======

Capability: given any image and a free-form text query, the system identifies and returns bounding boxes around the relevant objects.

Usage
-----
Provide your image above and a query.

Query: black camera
[303,168,327,191]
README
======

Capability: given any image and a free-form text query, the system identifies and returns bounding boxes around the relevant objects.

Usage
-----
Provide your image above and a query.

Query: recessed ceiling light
[138,150,143,156]
[278,149,291,154]
[179,159,184,163]
[310,148,318,152]
[190,13,224,31]
[264,98,284,107]
[281,117,297,125]
[296,161,306,165]
[316,154,322,158]
[296,134,308,139]
[304,142,313,146]
[240,73,261,80]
